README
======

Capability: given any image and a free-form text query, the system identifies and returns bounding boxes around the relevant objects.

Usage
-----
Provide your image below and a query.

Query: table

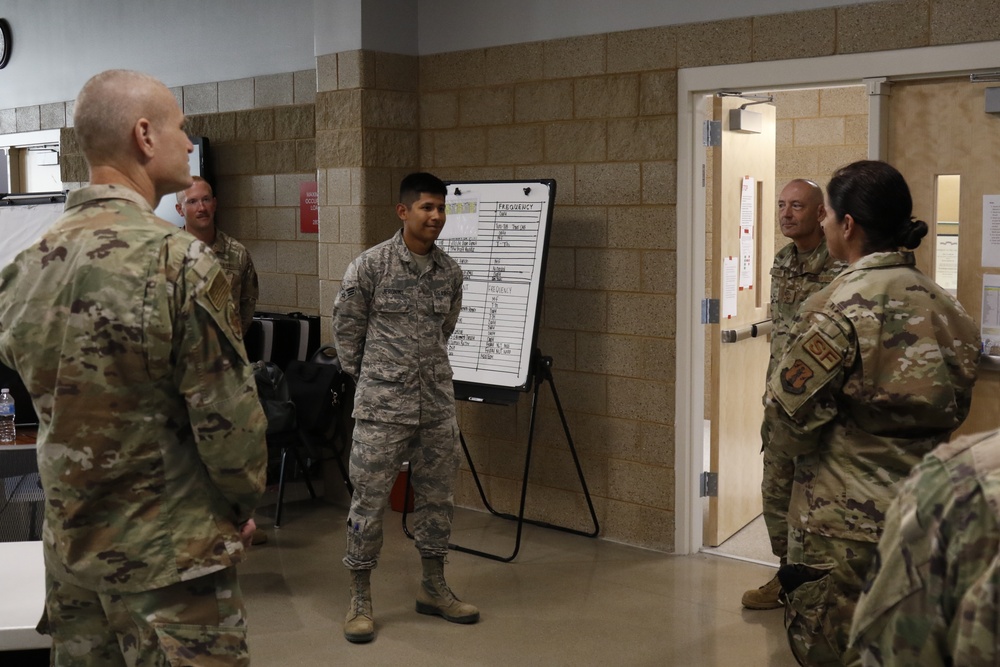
[0,540,48,650]
[0,428,48,650]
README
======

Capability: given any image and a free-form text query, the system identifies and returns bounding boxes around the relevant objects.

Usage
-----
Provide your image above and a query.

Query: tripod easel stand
[402,349,600,562]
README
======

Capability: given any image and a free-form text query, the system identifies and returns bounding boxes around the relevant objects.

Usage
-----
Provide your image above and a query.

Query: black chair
[252,361,317,527]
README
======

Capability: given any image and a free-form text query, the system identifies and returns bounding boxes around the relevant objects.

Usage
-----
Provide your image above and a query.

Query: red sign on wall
[300,181,318,233]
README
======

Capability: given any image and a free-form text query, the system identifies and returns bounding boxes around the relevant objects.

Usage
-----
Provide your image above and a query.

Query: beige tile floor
[241,497,798,666]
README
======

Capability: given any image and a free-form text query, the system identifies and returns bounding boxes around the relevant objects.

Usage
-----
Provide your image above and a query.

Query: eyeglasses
[183,196,214,207]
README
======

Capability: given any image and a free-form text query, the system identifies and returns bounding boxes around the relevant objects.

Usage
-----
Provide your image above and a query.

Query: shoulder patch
[780,359,814,395]
[803,333,842,371]
[207,271,231,311]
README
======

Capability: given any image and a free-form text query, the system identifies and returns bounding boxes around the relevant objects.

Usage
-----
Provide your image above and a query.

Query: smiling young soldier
[332,172,475,644]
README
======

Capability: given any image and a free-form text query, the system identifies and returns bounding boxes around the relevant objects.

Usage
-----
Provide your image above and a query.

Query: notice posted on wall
[982,274,1000,355]
[982,195,1000,267]
[739,176,756,289]
[722,256,739,319]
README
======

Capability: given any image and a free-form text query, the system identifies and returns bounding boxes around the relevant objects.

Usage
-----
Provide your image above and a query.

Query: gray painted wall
[0,0,881,109]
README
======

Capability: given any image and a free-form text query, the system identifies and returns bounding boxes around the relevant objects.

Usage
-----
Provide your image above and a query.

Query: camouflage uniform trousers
[760,420,793,563]
[780,528,876,667]
[343,417,460,570]
[41,566,248,666]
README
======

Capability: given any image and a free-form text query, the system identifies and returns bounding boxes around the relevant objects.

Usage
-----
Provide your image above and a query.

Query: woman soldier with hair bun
[763,160,981,666]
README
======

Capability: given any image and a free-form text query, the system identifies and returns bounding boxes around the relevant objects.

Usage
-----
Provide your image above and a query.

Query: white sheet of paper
[739,225,754,289]
[981,274,1000,355]
[722,257,739,320]
[982,195,1000,267]
[738,176,755,289]
[740,176,755,227]
[935,235,959,293]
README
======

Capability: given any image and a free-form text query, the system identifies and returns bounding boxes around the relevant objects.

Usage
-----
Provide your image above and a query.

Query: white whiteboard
[0,202,65,269]
[437,180,555,398]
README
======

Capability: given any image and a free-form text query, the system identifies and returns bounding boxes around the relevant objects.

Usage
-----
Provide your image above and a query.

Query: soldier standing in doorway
[742,179,845,611]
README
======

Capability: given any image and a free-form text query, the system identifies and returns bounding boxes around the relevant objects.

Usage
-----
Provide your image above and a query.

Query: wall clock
[0,19,11,69]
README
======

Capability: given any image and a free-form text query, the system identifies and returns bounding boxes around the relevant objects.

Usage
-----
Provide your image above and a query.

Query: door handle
[721,319,772,343]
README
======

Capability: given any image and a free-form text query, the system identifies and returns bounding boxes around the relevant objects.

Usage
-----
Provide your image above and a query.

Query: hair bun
[898,218,928,249]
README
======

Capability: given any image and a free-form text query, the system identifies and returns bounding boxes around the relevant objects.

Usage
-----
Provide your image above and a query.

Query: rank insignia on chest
[781,359,814,395]
[803,333,842,371]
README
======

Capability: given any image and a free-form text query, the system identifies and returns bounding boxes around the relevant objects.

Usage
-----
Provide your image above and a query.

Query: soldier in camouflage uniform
[176,176,259,335]
[765,161,980,666]
[850,429,1000,666]
[333,172,477,644]
[0,70,268,666]
[743,179,845,611]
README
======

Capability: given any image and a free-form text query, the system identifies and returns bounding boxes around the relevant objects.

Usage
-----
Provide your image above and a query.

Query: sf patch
[803,333,842,371]
[781,359,814,395]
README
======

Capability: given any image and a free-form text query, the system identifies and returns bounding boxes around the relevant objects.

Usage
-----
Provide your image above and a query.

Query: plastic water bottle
[0,387,15,443]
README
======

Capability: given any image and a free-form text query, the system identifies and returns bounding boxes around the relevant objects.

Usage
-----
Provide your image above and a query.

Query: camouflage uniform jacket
[767,238,845,382]
[209,228,258,335]
[850,429,1000,665]
[333,229,462,426]
[765,250,980,542]
[0,184,268,594]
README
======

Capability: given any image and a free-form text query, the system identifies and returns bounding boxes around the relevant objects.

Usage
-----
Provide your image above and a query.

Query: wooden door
[887,78,1000,436]
[704,96,777,546]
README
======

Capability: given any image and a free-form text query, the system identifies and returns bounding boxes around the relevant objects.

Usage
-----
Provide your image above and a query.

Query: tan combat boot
[344,569,375,643]
[741,572,783,610]
[415,557,480,624]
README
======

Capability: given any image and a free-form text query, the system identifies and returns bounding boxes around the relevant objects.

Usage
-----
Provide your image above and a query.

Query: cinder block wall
[414,33,678,548]
[314,50,422,345]
[56,71,321,316]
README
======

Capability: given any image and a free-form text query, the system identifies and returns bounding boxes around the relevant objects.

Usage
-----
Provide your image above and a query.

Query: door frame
[675,40,1000,555]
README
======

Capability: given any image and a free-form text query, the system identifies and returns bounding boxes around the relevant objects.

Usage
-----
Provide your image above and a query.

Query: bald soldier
[742,179,845,610]
[0,70,267,665]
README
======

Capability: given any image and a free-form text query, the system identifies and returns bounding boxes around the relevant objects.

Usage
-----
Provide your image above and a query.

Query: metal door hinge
[701,298,720,324]
[700,471,718,497]
[703,120,722,147]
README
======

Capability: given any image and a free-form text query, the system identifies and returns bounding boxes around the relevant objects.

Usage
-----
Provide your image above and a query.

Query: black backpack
[251,361,296,435]
[283,346,350,438]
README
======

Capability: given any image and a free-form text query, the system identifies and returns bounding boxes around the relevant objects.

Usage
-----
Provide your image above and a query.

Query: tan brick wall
[418,32,678,552]
[314,50,422,346]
